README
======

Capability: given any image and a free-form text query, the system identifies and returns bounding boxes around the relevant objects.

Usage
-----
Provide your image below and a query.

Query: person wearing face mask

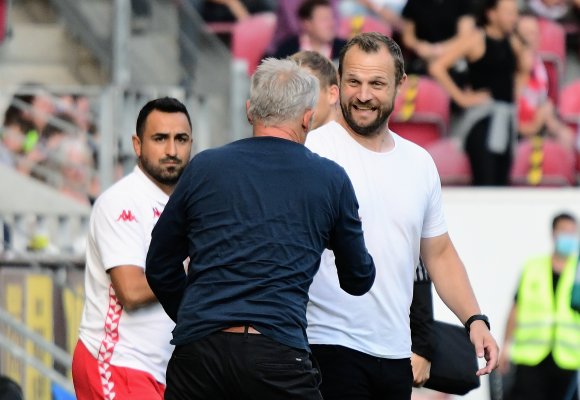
[499,212,580,400]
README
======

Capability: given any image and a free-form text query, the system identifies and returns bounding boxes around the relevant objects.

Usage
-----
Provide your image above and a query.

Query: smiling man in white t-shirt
[305,32,499,400]
[71,97,193,400]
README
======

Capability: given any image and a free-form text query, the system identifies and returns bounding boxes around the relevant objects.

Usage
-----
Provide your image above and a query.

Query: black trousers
[165,331,322,400]
[464,117,513,186]
[311,344,413,400]
[511,354,578,400]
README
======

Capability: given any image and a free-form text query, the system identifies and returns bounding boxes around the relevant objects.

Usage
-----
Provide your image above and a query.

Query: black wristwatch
[464,314,490,335]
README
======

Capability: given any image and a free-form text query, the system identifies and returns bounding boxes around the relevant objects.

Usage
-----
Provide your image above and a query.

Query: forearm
[109,266,159,311]
[423,239,481,324]
[429,62,465,106]
[226,0,249,20]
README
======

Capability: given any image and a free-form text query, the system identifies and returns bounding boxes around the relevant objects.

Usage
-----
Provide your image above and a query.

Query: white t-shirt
[78,166,174,384]
[305,121,447,358]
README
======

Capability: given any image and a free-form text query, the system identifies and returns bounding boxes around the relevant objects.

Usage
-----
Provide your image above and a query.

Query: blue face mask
[555,234,579,257]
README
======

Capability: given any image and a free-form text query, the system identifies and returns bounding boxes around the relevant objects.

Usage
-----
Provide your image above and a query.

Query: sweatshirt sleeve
[145,167,191,322]
[327,175,376,296]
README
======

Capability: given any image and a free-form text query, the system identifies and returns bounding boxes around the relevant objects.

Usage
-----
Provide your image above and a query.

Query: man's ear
[395,73,408,96]
[303,109,315,132]
[246,100,253,124]
[132,135,142,158]
[329,84,339,106]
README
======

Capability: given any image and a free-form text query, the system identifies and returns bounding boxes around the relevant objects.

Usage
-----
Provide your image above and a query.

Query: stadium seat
[231,12,277,75]
[0,0,7,44]
[558,79,580,179]
[338,15,392,40]
[390,75,450,149]
[425,138,472,186]
[537,18,566,105]
[510,137,576,186]
[559,79,580,129]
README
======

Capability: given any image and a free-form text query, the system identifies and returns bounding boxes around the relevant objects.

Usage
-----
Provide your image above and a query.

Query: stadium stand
[425,138,472,186]
[338,15,392,40]
[510,137,576,186]
[390,75,450,149]
[0,0,7,45]
[537,18,566,105]
[558,79,580,179]
[231,12,277,75]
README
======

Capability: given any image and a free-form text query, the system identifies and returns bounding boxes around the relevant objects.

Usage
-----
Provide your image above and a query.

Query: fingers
[474,336,499,376]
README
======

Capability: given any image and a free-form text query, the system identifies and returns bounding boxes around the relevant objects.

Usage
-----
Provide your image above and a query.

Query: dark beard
[140,155,184,186]
[340,100,393,137]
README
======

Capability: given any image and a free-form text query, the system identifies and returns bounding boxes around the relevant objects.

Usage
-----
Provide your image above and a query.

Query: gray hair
[248,58,320,126]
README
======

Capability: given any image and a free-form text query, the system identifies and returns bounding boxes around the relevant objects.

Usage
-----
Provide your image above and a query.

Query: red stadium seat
[559,79,580,179]
[390,75,450,149]
[510,137,576,186]
[0,0,7,44]
[338,15,392,40]
[537,18,566,105]
[425,139,472,185]
[231,12,277,75]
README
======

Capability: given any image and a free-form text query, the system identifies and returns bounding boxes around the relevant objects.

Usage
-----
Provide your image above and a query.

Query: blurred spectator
[17,85,55,137]
[1,102,35,169]
[499,212,580,400]
[199,0,275,23]
[338,0,406,29]
[290,50,339,129]
[49,137,96,205]
[515,13,575,149]
[429,0,522,186]
[57,94,94,134]
[401,0,475,76]
[270,0,340,53]
[271,0,346,60]
[525,0,580,23]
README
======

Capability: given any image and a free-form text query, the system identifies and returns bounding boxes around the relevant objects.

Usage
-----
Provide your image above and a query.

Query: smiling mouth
[352,104,377,111]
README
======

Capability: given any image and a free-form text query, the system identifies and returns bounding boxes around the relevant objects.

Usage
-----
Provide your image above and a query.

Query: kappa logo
[153,207,161,218]
[116,210,137,222]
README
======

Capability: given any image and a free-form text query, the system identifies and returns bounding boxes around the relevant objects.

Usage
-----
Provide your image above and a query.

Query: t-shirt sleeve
[92,195,146,270]
[421,157,447,238]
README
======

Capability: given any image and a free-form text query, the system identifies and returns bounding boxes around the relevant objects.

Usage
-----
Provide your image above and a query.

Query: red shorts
[72,340,165,400]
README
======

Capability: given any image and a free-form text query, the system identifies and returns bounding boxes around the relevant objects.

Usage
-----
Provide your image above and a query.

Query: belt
[222,325,261,334]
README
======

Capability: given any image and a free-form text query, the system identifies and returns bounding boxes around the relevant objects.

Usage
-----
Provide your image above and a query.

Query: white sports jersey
[305,121,447,358]
[78,166,174,384]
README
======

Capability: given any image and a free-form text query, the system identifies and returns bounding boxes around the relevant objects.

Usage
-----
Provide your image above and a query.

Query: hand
[411,353,431,387]
[459,89,492,108]
[469,320,499,376]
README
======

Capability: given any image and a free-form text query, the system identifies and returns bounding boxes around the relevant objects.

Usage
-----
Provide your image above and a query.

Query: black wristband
[464,314,490,335]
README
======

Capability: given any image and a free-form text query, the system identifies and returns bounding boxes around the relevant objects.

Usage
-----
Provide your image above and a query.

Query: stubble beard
[140,155,185,187]
[340,99,393,138]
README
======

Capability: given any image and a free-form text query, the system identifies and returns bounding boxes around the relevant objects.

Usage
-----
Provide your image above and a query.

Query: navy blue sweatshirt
[146,136,375,351]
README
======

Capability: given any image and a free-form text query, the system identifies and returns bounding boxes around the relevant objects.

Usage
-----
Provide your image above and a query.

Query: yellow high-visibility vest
[511,255,580,369]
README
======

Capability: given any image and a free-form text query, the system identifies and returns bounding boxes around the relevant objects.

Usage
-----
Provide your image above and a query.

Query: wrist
[464,314,490,335]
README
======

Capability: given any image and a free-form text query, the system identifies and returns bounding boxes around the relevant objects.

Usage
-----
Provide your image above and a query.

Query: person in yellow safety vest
[499,212,580,400]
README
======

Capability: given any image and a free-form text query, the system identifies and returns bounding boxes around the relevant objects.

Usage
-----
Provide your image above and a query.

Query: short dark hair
[552,212,577,232]
[338,32,405,85]
[290,50,338,89]
[297,0,331,20]
[135,97,192,139]
[473,0,514,27]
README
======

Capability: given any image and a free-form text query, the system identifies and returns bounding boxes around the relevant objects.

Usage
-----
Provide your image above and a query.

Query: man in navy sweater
[145,57,376,400]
